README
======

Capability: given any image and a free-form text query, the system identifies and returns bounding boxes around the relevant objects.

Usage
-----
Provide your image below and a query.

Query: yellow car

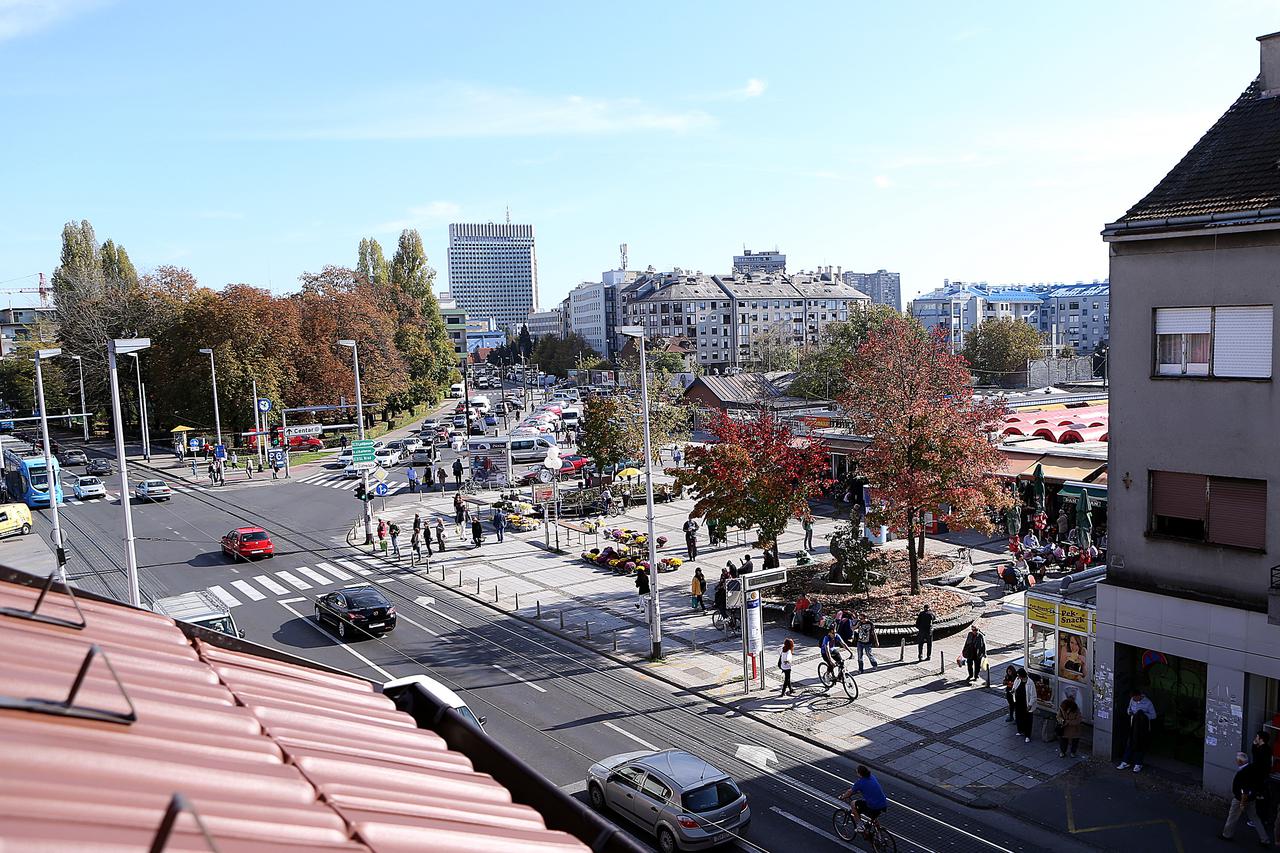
[0,503,33,538]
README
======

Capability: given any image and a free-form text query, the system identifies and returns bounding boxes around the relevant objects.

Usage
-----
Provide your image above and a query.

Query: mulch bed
[766,550,970,623]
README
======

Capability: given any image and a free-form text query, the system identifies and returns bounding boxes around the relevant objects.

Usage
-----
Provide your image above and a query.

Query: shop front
[1024,581,1098,723]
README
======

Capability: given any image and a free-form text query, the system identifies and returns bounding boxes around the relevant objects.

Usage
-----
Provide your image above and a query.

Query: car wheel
[587,783,606,812]
[19,523,30,535]
[337,621,347,640]
[656,826,677,853]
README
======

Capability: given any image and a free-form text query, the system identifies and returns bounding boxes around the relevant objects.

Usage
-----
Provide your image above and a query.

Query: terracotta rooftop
[0,575,591,853]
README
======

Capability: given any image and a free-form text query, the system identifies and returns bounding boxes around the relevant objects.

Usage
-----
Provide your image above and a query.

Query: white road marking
[492,663,547,693]
[275,570,312,590]
[314,562,352,581]
[279,596,305,604]
[395,612,451,643]
[603,721,658,750]
[68,499,81,506]
[335,559,369,576]
[769,806,847,846]
[295,566,331,586]
[229,580,265,601]
[277,599,393,679]
[206,585,240,608]
[338,480,360,490]
[254,574,289,595]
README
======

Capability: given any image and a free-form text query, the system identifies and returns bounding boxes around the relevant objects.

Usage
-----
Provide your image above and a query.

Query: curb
[347,537,1002,811]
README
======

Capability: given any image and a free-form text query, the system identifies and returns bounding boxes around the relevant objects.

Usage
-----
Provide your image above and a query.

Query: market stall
[1023,568,1105,721]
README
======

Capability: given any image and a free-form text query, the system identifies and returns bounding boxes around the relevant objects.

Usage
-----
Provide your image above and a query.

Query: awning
[1057,481,1108,504]
[993,452,1044,478]
[1024,457,1105,482]
[169,425,196,433]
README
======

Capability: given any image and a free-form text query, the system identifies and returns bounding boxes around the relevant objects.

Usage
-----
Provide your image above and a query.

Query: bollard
[985,663,991,688]
[940,654,946,676]
[493,586,498,603]
[899,637,905,662]
[612,630,618,651]
[537,600,542,619]
[559,609,565,629]
[585,621,591,640]
[515,592,520,610]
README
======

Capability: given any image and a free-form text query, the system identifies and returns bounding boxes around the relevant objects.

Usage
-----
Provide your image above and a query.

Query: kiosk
[1023,567,1105,721]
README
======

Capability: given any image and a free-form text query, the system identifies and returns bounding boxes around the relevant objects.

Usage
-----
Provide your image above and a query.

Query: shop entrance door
[1124,646,1207,769]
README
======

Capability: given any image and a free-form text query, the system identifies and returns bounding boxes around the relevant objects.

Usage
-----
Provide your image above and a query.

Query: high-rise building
[732,248,786,275]
[843,270,902,311]
[1096,32,1280,794]
[568,269,635,358]
[446,222,538,333]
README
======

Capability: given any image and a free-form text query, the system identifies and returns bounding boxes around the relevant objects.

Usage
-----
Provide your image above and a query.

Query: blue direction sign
[267,449,285,467]
[373,482,389,497]
[257,398,273,412]
[214,444,227,460]
[188,438,200,449]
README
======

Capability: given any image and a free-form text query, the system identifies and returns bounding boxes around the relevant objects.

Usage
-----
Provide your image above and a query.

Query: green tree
[356,238,391,289]
[579,393,689,468]
[747,322,799,372]
[385,229,453,407]
[518,324,533,357]
[791,303,902,400]
[578,395,630,472]
[99,239,138,286]
[1057,344,1077,358]
[533,332,598,378]
[962,318,1044,385]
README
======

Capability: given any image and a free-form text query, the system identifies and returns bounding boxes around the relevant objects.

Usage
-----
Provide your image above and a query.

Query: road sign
[188,438,200,450]
[352,439,375,463]
[354,460,376,471]
[373,482,389,497]
[213,444,226,460]
[267,449,285,467]
[284,424,323,437]
[372,467,388,483]
[256,398,273,412]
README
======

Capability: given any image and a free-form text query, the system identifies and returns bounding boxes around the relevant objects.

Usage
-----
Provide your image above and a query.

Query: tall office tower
[843,269,902,311]
[732,248,786,274]
[446,222,539,332]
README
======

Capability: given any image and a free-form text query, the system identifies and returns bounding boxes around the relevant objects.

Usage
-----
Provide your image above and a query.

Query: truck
[151,590,244,638]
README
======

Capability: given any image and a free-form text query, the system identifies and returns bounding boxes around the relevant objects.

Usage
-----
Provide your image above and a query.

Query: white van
[383,674,486,730]
[560,406,582,428]
[449,383,465,398]
[468,395,491,414]
[152,590,244,638]
[510,434,558,463]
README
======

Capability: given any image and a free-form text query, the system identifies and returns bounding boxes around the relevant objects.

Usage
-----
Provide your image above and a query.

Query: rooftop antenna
[505,205,511,224]
[619,243,628,271]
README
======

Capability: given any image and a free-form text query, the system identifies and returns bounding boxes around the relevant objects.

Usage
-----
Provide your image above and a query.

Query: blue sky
[0,1,1274,305]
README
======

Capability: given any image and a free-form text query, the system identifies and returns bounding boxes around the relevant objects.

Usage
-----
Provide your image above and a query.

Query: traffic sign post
[267,449,285,468]
[352,439,376,463]
[256,398,273,413]
[284,424,323,438]
[373,482,389,497]
[213,444,226,460]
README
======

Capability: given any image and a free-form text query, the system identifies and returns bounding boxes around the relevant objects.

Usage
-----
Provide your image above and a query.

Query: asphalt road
[12,384,1090,853]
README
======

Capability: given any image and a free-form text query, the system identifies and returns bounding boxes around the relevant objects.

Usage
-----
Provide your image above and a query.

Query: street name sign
[284,424,323,437]
[352,439,375,463]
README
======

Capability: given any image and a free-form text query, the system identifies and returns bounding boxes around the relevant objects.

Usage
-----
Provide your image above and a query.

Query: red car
[285,435,324,451]
[221,526,275,561]
[561,454,590,472]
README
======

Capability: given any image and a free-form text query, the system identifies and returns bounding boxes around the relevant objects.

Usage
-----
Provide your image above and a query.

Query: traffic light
[354,483,366,501]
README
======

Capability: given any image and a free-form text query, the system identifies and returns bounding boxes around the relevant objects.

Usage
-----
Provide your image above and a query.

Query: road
[9,381,1088,853]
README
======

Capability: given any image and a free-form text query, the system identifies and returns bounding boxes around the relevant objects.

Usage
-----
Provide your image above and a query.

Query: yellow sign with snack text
[1059,604,1090,633]
[1027,596,1057,625]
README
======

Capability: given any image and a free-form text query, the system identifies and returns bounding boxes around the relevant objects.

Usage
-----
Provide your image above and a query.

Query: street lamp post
[127,352,150,461]
[619,326,662,659]
[338,340,373,545]
[542,446,563,553]
[33,348,66,578]
[67,354,88,442]
[109,338,150,606]
[198,348,223,448]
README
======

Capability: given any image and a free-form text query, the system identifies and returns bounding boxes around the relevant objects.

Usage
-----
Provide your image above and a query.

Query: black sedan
[86,458,112,476]
[314,584,397,640]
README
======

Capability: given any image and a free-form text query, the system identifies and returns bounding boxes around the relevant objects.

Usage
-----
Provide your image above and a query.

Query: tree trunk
[906,508,920,595]
[917,526,926,559]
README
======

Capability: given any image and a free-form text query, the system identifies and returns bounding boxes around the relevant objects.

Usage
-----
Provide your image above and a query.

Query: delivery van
[0,503,32,538]
[449,383,465,398]
[152,590,244,638]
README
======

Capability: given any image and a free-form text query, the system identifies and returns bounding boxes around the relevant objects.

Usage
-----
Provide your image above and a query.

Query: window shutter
[1155,307,1211,335]
[1151,470,1207,520]
[1208,477,1266,549]
[1212,306,1273,378]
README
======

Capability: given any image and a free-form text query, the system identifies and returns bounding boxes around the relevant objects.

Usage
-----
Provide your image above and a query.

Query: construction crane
[0,273,50,306]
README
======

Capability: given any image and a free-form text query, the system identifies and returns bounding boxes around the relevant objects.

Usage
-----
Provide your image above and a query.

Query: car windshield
[241,532,269,542]
[682,780,742,813]
[456,705,482,727]
[199,616,235,636]
[79,477,100,486]
[145,481,165,488]
[345,588,388,608]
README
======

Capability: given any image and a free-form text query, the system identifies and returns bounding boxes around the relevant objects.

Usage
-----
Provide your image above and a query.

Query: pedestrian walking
[961,625,986,683]
[471,516,483,548]
[437,467,446,492]
[493,509,507,542]
[246,459,253,479]
[1221,751,1271,844]
[635,566,650,613]
[1003,665,1018,722]
[1056,697,1083,757]
[762,543,780,570]
[340,434,348,450]
[1117,689,1157,772]
[854,613,878,673]
[230,451,238,469]
[691,567,706,611]
[434,517,446,552]
[453,458,463,487]
[388,522,401,559]
[410,528,422,566]
[802,516,814,552]
[1013,668,1033,742]
[413,513,422,538]
[271,461,280,479]
[915,604,934,662]
[672,446,683,468]
[407,465,418,493]
[453,493,465,529]
[683,516,700,561]
[190,459,198,478]
[778,637,795,696]
[740,553,754,575]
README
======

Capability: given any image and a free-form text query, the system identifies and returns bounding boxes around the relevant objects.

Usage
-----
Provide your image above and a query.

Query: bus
[3,449,62,508]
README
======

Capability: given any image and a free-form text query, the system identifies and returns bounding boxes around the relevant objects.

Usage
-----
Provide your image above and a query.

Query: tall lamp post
[127,351,150,461]
[108,338,150,606]
[618,325,662,659]
[67,354,88,442]
[542,445,563,552]
[198,348,223,448]
[33,348,66,578]
[338,339,373,545]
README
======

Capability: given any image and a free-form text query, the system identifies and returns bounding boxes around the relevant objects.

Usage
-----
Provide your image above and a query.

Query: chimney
[1260,32,1280,97]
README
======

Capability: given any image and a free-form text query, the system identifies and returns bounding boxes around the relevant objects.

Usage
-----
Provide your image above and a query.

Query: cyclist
[838,764,889,828]
[820,624,852,680]
[601,486,617,515]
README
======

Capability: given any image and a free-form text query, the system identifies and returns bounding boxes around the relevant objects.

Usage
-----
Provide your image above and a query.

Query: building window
[1154,306,1272,378]
[1149,470,1266,550]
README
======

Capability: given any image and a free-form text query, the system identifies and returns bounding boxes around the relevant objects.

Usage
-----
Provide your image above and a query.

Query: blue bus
[3,449,62,508]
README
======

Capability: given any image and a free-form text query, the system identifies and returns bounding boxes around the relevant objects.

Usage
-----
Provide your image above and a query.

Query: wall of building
[446,223,538,333]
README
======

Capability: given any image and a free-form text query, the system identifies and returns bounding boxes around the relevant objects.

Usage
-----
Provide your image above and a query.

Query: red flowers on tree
[676,408,833,546]
[842,316,1013,594]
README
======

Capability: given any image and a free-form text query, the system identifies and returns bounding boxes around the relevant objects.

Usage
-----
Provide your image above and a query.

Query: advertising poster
[467,439,511,486]
[1058,632,1087,682]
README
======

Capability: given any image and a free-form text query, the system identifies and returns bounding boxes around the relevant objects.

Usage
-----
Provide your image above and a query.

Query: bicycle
[817,656,860,700]
[711,609,740,635]
[833,801,896,853]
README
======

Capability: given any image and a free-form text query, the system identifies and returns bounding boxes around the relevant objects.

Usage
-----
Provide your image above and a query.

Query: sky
[0,1,1275,306]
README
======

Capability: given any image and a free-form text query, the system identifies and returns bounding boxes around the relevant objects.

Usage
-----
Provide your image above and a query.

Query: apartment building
[732,248,786,274]
[568,270,634,358]
[910,285,1043,350]
[843,269,902,312]
[1039,283,1111,353]
[1096,32,1280,792]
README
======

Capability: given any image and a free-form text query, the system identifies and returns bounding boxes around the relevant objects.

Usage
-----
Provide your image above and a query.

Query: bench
[557,520,597,548]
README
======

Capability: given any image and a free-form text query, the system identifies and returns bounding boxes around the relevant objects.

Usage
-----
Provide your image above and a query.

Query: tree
[675,408,832,545]
[748,322,799,372]
[792,303,901,400]
[578,395,630,473]
[842,316,1014,594]
[962,318,1043,386]
[356,238,390,289]
[518,324,533,358]
[579,392,689,469]
[533,332,598,378]
[385,229,453,407]
[1057,344,1077,358]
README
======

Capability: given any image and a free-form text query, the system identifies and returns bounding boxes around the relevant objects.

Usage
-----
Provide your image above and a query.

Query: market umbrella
[1031,463,1046,510]
[1004,498,1021,538]
[1075,490,1093,551]
[169,425,195,433]
[616,467,642,479]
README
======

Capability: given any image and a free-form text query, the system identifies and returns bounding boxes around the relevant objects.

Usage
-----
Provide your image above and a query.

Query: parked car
[59,449,88,466]
[314,584,396,640]
[134,479,173,502]
[561,454,590,473]
[86,458,112,476]
[221,526,274,561]
[72,475,106,500]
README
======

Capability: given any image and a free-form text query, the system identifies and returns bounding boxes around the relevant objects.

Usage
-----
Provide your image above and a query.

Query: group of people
[1002,526,1103,591]
[376,513,447,563]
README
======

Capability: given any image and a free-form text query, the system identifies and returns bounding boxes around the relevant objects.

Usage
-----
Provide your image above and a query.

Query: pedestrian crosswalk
[295,471,416,495]
[182,556,407,608]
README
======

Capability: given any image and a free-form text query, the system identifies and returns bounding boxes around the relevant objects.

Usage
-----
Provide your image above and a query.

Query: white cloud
[742,78,767,98]
[872,175,893,189]
[373,201,461,232]
[264,84,714,140]
[0,0,102,42]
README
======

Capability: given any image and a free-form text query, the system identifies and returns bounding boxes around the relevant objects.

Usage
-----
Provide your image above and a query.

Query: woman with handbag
[1056,698,1083,757]
[778,638,795,696]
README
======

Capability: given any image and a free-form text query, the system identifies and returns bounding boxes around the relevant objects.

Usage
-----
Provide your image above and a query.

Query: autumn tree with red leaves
[676,408,832,546]
[842,315,1013,594]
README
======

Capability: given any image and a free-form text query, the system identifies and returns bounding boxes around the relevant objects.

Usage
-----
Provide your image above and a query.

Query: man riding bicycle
[821,625,852,676]
[838,764,889,825]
